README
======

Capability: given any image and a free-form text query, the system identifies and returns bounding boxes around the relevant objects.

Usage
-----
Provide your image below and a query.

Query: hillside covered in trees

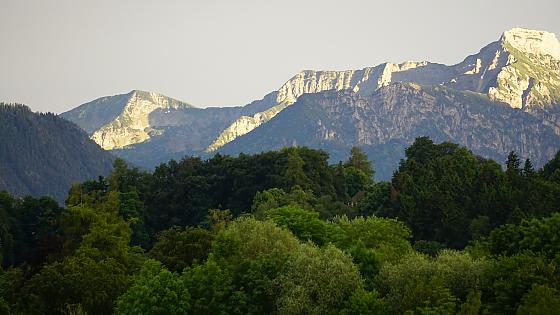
[1,138,560,314]
[0,104,114,202]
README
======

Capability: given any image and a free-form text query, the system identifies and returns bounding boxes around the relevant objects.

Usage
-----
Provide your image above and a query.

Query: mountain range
[60,28,560,179]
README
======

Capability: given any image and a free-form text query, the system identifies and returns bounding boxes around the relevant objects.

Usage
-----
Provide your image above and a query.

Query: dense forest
[0,103,114,202]
[1,137,560,314]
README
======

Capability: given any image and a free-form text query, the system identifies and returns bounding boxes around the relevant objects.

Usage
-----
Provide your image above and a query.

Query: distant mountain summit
[61,28,560,177]
[0,103,114,202]
[61,90,195,149]
[450,28,560,111]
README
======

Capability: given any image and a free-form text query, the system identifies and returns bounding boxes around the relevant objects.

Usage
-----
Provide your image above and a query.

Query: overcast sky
[1,0,559,113]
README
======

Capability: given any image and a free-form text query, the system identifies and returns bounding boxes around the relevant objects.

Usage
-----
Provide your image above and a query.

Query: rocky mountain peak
[62,90,194,150]
[91,91,194,150]
[206,62,431,152]
[501,28,560,60]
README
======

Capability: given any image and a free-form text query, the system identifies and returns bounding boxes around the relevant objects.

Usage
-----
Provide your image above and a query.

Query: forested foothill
[1,137,560,314]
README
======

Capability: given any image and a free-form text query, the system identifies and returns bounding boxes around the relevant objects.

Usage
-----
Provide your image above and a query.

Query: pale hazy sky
[1,0,559,113]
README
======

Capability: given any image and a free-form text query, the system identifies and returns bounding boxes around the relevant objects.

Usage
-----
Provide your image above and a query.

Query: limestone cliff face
[496,29,560,109]
[449,28,560,112]
[206,61,429,151]
[502,28,560,60]
[275,61,431,100]
[205,102,290,152]
[83,91,194,150]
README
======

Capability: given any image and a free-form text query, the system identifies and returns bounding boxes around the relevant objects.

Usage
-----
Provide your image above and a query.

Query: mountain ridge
[219,83,560,178]
[0,103,114,202]
[59,27,560,177]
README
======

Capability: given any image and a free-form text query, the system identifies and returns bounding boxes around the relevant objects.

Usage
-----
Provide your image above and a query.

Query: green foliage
[264,205,333,246]
[206,217,300,314]
[138,147,348,238]
[516,284,560,315]
[14,193,142,314]
[468,215,492,241]
[207,209,233,233]
[340,288,388,315]
[413,240,446,257]
[523,159,535,177]
[0,267,23,314]
[484,252,560,314]
[192,218,301,314]
[345,241,383,290]
[20,254,131,314]
[116,259,190,315]
[275,244,363,315]
[345,147,375,179]
[1,140,560,313]
[181,256,236,314]
[487,213,560,260]
[251,187,316,217]
[457,290,482,315]
[331,215,412,263]
[374,137,560,248]
[541,149,560,182]
[343,167,373,199]
[212,217,300,266]
[118,190,149,248]
[340,147,375,198]
[62,304,87,315]
[0,191,65,268]
[377,251,492,313]
[108,158,149,194]
[355,182,391,217]
[506,150,522,177]
[148,226,213,272]
[283,149,313,190]
[0,103,113,202]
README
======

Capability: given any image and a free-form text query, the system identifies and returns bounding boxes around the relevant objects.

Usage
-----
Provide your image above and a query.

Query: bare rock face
[447,28,560,114]
[502,28,560,60]
[205,102,290,152]
[206,61,430,151]
[64,90,194,150]
[486,29,560,111]
[487,63,530,109]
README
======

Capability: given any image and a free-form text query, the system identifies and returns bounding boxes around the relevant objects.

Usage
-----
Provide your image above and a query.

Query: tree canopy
[1,140,560,314]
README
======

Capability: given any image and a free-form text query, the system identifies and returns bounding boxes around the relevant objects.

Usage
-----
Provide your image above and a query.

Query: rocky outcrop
[487,64,530,109]
[486,29,560,111]
[65,90,194,150]
[502,28,560,60]
[206,102,290,152]
[206,61,430,151]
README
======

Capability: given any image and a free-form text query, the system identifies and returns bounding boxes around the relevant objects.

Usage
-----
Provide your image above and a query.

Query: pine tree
[523,158,535,177]
[345,147,375,179]
[506,151,521,177]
